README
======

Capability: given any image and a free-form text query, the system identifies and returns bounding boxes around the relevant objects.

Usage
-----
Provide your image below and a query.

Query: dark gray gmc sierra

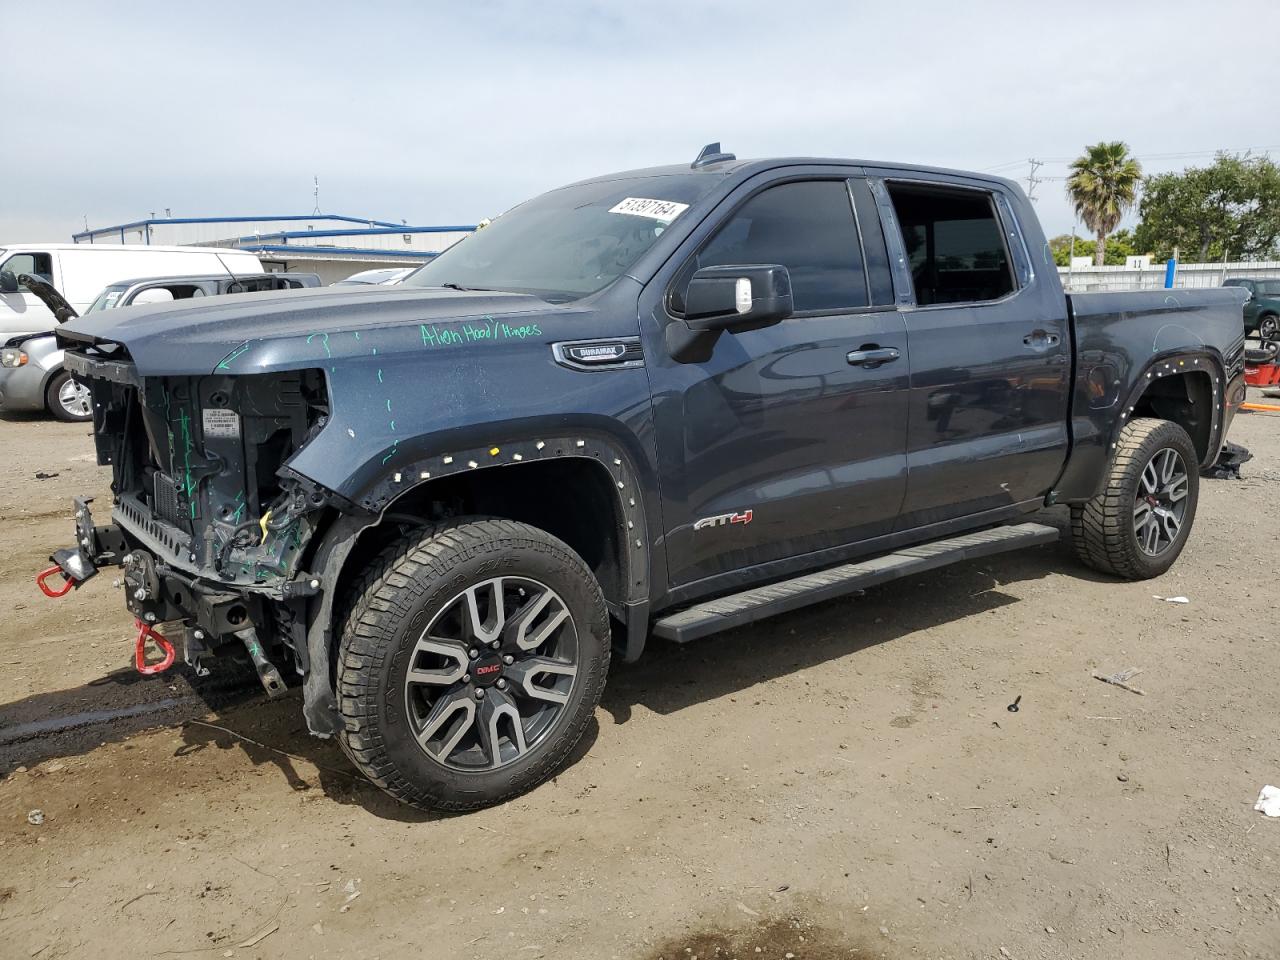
[44,144,1248,811]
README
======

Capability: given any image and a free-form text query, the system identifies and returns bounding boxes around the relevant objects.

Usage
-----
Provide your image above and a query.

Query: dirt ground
[2,396,1279,960]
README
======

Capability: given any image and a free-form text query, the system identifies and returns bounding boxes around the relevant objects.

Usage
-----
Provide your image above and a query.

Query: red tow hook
[134,619,176,675]
[36,565,75,598]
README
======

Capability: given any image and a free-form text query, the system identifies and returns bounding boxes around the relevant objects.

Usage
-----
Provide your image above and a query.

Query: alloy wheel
[1133,447,1189,556]
[404,576,579,771]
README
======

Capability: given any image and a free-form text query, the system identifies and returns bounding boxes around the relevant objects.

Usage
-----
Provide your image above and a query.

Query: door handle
[1022,330,1062,351]
[846,346,900,368]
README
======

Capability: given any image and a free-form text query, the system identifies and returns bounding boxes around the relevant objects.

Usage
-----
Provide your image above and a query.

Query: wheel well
[1131,369,1213,462]
[330,458,630,621]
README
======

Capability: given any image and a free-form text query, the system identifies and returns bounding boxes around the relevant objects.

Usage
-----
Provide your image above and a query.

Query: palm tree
[1067,142,1143,266]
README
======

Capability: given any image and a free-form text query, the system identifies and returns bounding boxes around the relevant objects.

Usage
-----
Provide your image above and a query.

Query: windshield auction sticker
[608,197,690,223]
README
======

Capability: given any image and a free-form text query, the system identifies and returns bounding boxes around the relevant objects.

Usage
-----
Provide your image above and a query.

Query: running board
[652,522,1059,644]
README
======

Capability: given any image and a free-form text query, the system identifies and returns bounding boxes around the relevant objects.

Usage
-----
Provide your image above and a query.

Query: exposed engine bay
[55,342,338,692]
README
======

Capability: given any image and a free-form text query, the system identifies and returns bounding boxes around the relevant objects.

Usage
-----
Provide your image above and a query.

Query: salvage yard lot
[2,402,1279,960]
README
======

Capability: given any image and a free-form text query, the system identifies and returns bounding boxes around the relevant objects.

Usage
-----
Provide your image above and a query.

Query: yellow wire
[259,509,273,545]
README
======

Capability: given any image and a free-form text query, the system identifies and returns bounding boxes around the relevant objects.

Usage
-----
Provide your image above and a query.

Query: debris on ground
[1254,785,1280,817]
[237,922,279,948]
[33,472,59,480]
[1154,595,1190,604]
[1202,441,1252,480]
[1092,668,1146,696]
[26,809,44,825]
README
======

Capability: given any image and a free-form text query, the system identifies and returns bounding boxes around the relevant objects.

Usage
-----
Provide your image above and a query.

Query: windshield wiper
[439,282,492,292]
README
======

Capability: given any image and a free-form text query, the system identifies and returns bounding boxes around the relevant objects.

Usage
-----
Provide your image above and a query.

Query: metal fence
[1059,260,1280,293]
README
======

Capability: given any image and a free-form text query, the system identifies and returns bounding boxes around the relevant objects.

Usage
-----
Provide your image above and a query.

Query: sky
[2,0,1278,243]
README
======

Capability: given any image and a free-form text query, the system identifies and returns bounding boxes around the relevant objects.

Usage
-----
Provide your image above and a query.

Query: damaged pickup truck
[44,144,1248,811]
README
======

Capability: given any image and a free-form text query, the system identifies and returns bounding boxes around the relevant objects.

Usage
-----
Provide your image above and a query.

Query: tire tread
[335,517,610,811]
[1069,417,1198,580]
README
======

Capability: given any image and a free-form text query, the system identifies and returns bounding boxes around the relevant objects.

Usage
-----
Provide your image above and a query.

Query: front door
[0,250,57,334]
[878,179,1071,528]
[643,176,910,591]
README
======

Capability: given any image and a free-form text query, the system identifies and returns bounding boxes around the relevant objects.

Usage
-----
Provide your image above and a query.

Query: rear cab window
[885,184,1017,306]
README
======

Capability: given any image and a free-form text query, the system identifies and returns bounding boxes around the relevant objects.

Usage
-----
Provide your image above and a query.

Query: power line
[984,143,1280,173]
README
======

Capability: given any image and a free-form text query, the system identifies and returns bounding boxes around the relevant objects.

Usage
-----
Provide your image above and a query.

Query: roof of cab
[563,156,1021,194]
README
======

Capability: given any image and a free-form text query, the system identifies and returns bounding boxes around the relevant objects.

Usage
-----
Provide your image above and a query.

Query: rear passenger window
[674,180,869,313]
[886,185,1015,306]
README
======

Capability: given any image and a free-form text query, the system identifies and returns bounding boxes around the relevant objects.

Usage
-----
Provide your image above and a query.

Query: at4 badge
[693,509,754,531]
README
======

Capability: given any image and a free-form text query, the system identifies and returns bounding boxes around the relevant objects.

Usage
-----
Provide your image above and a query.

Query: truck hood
[57,286,567,375]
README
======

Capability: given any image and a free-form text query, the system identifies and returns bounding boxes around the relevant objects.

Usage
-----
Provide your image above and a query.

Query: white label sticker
[202,408,241,439]
[608,197,690,223]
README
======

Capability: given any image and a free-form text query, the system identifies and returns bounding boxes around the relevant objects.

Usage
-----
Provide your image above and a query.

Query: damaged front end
[44,340,345,711]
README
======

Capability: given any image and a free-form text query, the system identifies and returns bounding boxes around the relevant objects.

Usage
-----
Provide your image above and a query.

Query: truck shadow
[0,659,262,776]
[602,531,1081,725]
[2,515,1090,818]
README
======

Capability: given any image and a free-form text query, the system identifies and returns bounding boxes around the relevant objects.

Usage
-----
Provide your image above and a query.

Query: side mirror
[683,264,793,332]
[0,271,18,294]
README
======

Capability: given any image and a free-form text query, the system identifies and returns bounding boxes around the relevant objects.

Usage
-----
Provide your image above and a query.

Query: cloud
[0,0,1274,241]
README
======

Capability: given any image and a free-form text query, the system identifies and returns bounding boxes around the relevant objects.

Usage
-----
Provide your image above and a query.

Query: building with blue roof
[73,214,475,284]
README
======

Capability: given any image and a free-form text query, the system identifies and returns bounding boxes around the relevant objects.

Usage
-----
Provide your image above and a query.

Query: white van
[0,244,263,339]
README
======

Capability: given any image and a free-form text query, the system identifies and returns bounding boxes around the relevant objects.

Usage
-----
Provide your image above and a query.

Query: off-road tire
[1069,417,1199,580]
[336,517,610,811]
[45,370,92,422]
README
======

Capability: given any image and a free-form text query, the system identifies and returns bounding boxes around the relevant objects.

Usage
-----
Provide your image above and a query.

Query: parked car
[333,267,416,286]
[1222,278,1280,340]
[0,272,319,420]
[45,145,1247,812]
[0,244,262,339]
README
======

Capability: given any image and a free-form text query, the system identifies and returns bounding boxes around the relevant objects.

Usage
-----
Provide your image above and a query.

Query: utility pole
[1025,158,1044,202]
[312,176,321,216]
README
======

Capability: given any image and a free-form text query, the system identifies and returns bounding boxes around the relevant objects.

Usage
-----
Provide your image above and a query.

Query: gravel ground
[1,396,1279,960]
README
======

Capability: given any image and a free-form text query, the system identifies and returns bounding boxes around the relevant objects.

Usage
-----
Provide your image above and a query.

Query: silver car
[0,272,320,421]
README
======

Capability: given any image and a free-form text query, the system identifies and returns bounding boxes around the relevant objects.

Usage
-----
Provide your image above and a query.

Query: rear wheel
[1070,417,1199,580]
[46,370,92,422]
[336,517,610,811]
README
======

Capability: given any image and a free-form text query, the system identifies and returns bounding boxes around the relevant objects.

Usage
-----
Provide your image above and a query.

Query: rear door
[874,177,1071,528]
[642,174,910,590]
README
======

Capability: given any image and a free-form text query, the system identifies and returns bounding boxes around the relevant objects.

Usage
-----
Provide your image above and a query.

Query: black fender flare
[297,432,656,735]
[1110,349,1229,468]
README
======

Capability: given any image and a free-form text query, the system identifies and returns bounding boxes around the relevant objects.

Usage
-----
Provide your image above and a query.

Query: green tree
[1049,228,1139,267]
[1133,153,1280,262]
[1066,142,1143,266]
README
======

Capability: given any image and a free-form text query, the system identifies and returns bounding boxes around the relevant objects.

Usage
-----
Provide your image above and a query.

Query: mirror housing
[0,271,18,294]
[683,264,793,332]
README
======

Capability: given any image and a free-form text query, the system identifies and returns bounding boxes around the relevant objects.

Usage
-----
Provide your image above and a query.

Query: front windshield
[86,285,129,313]
[403,173,720,302]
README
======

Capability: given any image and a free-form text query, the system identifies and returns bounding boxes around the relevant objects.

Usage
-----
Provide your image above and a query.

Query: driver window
[671,180,869,314]
[0,252,54,289]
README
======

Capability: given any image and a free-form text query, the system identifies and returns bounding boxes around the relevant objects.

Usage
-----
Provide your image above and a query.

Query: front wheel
[1259,314,1279,341]
[336,517,610,811]
[1070,417,1199,580]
